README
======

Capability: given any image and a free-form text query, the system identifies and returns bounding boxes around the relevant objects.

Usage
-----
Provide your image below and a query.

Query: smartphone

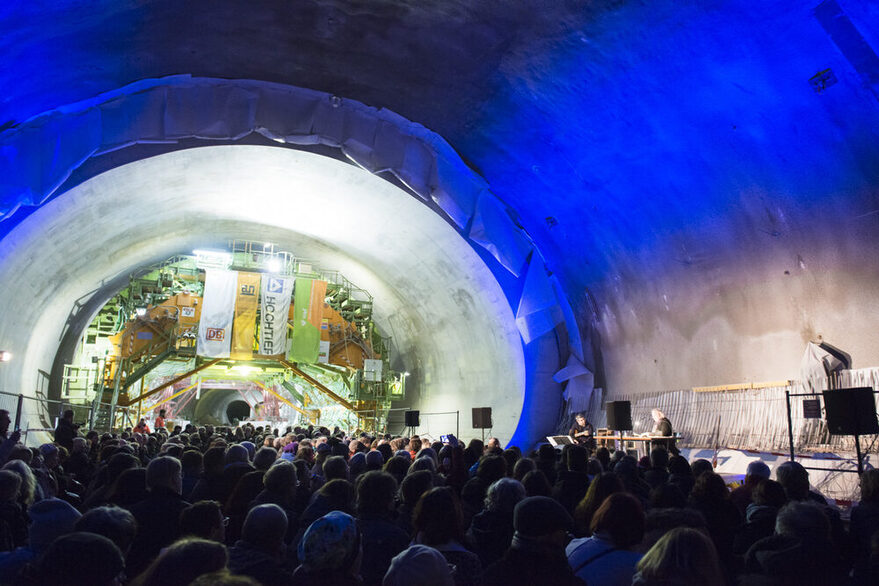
[440,434,450,443]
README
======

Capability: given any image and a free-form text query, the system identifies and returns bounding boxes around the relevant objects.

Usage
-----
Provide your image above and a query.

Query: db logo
[267,278,284,294]
[206,328,225,341]
[240,285,256,296]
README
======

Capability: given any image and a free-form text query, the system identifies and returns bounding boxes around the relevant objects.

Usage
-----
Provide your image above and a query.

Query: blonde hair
[636,527,722,585]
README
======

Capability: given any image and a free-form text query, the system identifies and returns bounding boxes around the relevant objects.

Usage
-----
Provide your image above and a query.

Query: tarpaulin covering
[231,272,261,360]
[288,278,327,363]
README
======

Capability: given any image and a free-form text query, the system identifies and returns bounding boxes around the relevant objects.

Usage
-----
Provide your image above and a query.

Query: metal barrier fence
[0,390,137,445]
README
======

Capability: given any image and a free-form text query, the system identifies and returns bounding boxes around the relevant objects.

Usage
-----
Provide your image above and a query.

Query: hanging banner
[197,269,238,358]
[231,271,261,360]
[259,274,293,355]
[287,278,327,363]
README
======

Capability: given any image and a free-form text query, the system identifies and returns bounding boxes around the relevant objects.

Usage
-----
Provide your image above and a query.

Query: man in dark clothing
[482,496,586,586]
[229,504,294,586]
[552,444,590,516]
[568,413,595,450]
[53,410,79,451]
[650,408,677,454]
[355,471,409,586]
[126,456,190,577]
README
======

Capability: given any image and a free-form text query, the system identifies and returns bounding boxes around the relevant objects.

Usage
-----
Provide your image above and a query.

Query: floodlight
[266,257,282,273]
[0,351,11,362]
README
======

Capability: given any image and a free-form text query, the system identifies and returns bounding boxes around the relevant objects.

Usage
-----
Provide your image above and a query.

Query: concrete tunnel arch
[0,77,586,447]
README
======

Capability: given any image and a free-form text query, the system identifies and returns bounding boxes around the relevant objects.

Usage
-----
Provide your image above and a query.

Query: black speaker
[404,410,420,427]
[823,388,879,435]
[472,407,492,429]
[606,401,632,431]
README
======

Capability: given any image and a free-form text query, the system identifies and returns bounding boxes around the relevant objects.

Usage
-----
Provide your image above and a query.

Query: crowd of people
[0,407,877,585]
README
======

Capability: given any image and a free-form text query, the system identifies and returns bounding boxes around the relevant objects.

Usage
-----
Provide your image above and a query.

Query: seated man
[568,414,595,450]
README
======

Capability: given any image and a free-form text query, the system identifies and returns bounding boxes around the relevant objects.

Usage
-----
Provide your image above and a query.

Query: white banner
[197,269,237,358]
[259,274,293,355]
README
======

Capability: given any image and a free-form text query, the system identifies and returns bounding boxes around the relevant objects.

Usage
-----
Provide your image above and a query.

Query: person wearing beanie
[37,532,125,586]
[482,496,585,586]
[383,544,453,586]
[229,504,294,586]
[292,510,362,586]
[0,497,82,580]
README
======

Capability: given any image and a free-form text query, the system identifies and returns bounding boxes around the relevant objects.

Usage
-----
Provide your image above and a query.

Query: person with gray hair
[730,459,772,515]
[228,504,294,585]
[466,478,526,566]
[75,505,138,556]
[742,500,846,583]
[127,456,190,577]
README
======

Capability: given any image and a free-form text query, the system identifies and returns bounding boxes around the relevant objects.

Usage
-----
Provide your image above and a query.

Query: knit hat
[240,441,256,460]
[513,496,573,538]
[298,510,360,571]
[383,544,453,586]
[39,532,124,585]
[28,497,82,549]
[316,442,331,454]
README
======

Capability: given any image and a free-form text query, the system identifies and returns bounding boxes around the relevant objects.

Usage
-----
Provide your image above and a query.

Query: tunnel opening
[225,400,251,424]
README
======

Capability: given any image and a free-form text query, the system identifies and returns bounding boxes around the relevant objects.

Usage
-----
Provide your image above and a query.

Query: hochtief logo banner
[197,269,238,358]
[231,271,261,360]
[259,275,293,356]
[287,278,327,363]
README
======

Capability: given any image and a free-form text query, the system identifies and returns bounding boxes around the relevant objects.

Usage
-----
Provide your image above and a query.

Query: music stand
[546,435,575,447]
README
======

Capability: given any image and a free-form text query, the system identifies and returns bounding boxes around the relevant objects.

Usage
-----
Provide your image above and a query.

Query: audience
[0,415,870,586]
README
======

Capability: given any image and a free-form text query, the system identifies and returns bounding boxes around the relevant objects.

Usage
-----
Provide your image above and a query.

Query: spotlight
[0,351,11,362]
[266,257,282,273]
[403,372,410,377]
[135,307,147,317]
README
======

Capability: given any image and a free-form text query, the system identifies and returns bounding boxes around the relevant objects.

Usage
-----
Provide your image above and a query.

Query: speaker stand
[855,433,864,475]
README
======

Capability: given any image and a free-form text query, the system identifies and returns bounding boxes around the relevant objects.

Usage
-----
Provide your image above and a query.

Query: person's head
[861,469,879,504]
[752,478,787,509]
[146,455,182,494]
[39,532,125,586]
[241,504,287,555]
[0,409,10,435]
[775,501,830,540]
[649,447,669,470]
[323,455,349,482]
[484,477,526,514]
[573,471,623,535]
[690,459,713,479]
[202,446,226,475]
[649,483,687,509]
[775,461,811,501]
[575,413,586,426]
[2,459,36,505]
[249,446,275,471]
[27,497,82,550]
[636,527,723,585]
[189,571,261,585]
[316,478,356,514]
[109,467,148,505]
[356,470,398,517]
[689,471,730,504]
[39,443,60,468]
[513,496,573,548]
[485,437,501,451]
[400,469,434,507]
[413,487,463,546]
[180,500,226,543]
[158,409,166,418]
[745,460,771,483]
[667,455,692,476]
[476,455,506,484]
[63,409,74,421]
[75,506,138,555]
[383,544,453,586]
[566,444,589,473]
[651,408,664,423]
[181,450,203,474]
[297,511,362,576]
[512,457,535,481]
[591,492,645,548]
[135,537,228,586]
[225,444,249,465]
[521,469,552,497]
[263,460,297,497]
[0,469,22,502]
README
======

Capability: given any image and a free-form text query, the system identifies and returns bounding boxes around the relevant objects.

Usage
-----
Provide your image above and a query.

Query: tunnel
[1,2,879,451]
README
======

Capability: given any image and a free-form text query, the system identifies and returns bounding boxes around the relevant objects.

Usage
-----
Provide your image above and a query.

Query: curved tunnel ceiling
[2,1,879,428]
[0,145,530,444]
